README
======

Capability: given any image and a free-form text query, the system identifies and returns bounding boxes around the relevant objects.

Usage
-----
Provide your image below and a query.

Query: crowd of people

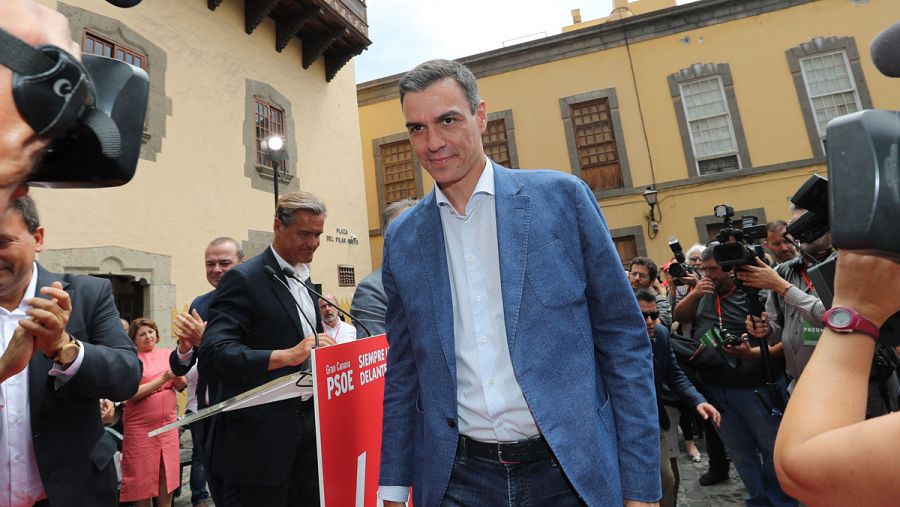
[1,2,900,506]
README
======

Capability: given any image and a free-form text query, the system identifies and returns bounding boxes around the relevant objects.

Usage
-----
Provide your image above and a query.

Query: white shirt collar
[270,246,311,281]
[434,156,494,211]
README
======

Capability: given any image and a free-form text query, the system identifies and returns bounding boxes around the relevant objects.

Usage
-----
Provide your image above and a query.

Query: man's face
[701,258,733,292]
[272,211,325,266]
[789,209,833,261]
[205,242,242,288]
[0,207,42,303]
[765,226,797,264]
[319,295,339,326]
[402,78,487,195]
[688,250,703,269]
[638,300,658,338]
[628,264,652,290]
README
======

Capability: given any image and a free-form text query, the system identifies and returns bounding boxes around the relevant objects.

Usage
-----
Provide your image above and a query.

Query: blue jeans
[187,415,210,505]
[704,381,797,507]
[441,439,585,507]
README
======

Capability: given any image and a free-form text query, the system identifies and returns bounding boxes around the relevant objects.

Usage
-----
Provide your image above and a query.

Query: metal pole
[273,159,279,210]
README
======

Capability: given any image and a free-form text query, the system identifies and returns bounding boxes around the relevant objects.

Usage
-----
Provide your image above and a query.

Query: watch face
[831,308,853,327]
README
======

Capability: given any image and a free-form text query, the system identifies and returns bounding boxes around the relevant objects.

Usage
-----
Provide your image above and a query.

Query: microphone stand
[262,265,320,347]
[280,266,374,338]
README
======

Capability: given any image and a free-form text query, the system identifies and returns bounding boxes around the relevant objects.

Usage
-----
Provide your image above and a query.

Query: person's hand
[723,335,758,359]
[99,399,116,425]
[678,272,699,288]
[0,0,82,208]
[745,313,770,339]
[162,369,177,382]
[832,251,900,327]
[282,334,337,367]
[693,276,716,297]
[0,326,35,383]
[736,258,792,293]
[172,375,187,392]
[20,282,72,358]
[696,402,721,427]
[174,309,205,352]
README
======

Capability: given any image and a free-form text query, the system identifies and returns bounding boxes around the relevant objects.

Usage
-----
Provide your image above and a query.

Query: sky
[354,0,698,83]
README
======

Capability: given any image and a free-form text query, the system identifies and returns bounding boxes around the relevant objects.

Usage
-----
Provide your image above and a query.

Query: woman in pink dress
[119,318,186,506]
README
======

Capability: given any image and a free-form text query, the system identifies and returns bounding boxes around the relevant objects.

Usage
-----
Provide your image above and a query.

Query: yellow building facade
[30,0,372,344]
[357,0,900,270]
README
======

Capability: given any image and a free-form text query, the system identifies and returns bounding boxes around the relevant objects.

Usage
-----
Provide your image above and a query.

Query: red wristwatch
[823,307,880,340]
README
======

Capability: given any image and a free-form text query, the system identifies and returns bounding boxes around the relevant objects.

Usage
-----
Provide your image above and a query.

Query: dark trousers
[705,417,730,473]
[441,440,585,507]
[221,406,319,507]
[186,414,211,505]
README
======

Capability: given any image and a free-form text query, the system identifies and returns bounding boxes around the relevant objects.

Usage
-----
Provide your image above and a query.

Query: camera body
[711,205,768,270]
[666,237,693,279]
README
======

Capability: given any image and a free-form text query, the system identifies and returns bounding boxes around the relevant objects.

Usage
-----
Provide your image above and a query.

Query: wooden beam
[325,44,366,82]
[245,0,281,35]
[275,6,323,52]
[302,27,348,69]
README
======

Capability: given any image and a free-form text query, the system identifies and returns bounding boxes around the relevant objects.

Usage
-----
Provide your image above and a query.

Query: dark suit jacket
[29,264,141,506]
[169,290,215,397]
[379,163,661,506]
[350,267,386,338]
[650,324,706,430]
[198,247,322,486]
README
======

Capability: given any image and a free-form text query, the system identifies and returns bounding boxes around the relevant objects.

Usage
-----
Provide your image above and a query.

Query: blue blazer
[379,163,661,506]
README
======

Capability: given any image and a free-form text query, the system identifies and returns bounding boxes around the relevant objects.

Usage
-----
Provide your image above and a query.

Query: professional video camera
[666,237,693,280]
[0,0,148,188]
[710,205,768,270]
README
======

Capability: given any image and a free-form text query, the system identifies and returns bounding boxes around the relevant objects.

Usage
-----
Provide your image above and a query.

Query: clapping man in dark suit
[199,191,335,506]
[0,195,140,506]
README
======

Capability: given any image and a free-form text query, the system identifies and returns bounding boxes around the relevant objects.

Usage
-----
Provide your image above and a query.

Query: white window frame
[798,49,862,140]
[678,75,741,175]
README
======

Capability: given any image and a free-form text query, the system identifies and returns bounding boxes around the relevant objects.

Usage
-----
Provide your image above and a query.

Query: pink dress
[119,347,181,501]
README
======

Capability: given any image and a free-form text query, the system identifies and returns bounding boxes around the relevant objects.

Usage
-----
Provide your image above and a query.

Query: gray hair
[686,243,705,258]
[276,191,327,225]
[399,59,481,114]
[10,196,40,233]
[701,242,718,262]
[384,198,417,230]
[208,236,244,261]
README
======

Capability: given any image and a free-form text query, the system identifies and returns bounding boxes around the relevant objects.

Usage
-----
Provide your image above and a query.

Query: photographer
[673,246,797,507]
[629,256,672,328]
[0,0,81,206]
[738,208,898,416]
[775,251,900,506]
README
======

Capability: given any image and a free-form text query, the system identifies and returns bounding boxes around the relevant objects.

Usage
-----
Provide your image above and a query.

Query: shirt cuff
[177,346,195,365]
[48,339,86,388]
[377,486,411,503]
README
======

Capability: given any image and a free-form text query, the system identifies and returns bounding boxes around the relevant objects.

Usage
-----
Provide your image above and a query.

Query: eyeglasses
[629,271,650,280]
[641,311,660,320]
[689,257,702,262]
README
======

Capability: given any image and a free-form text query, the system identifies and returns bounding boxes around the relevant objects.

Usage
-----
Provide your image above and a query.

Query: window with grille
[483,119,511,167]
[337,265,356,287]
[381,140,417,204]
[254,98,286,174]
[799,51,861,138]
[612,235,638,269]
[679,76,740,176]
[83,32,145,68]
[570,98,623,191]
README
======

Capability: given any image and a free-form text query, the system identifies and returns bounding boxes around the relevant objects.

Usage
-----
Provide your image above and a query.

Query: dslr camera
[666,237,694,283]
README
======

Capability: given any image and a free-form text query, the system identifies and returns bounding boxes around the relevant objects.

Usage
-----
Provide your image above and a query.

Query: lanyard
[800,270,815,293]
[714,286,735,329]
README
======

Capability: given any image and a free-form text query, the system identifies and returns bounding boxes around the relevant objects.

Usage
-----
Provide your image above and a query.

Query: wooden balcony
[208,0,371,81]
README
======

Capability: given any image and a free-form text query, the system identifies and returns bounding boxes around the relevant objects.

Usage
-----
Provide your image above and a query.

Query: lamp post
[642,186,660,239]
[262,134,287,209]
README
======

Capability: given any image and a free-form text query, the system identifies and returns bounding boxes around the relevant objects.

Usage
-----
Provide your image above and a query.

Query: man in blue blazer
[378,59,661,507]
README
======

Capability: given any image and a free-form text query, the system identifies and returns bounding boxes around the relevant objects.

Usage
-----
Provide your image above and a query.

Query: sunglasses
[641,311,660,320]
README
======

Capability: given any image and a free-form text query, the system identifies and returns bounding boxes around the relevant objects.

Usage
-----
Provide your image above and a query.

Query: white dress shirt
[323,320,357,344]
[271,247,317,339]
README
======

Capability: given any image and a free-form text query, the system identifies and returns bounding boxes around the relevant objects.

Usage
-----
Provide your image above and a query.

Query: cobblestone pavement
[173,431,749,507]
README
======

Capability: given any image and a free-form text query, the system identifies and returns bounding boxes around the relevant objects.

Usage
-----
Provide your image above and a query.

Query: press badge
[802,319,823,346]
[700,327,721,348]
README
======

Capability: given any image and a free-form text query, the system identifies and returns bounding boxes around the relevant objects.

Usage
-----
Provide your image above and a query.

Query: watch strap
[823,307,880,340]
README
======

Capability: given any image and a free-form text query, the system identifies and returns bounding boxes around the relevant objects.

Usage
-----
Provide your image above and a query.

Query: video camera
[0,0,148,189]
[666,237,693,279]
[710,205,768,270]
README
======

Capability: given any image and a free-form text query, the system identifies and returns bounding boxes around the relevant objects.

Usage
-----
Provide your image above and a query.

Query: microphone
[262,265,319,347]
[280,266,374,338]
[871,21,900,77]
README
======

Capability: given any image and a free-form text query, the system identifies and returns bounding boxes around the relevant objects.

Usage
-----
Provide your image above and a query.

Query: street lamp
[261,134,287,209]
[642,186,660,239]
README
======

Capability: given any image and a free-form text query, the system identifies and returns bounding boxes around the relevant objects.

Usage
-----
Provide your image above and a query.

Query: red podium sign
[313,335,389,507]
